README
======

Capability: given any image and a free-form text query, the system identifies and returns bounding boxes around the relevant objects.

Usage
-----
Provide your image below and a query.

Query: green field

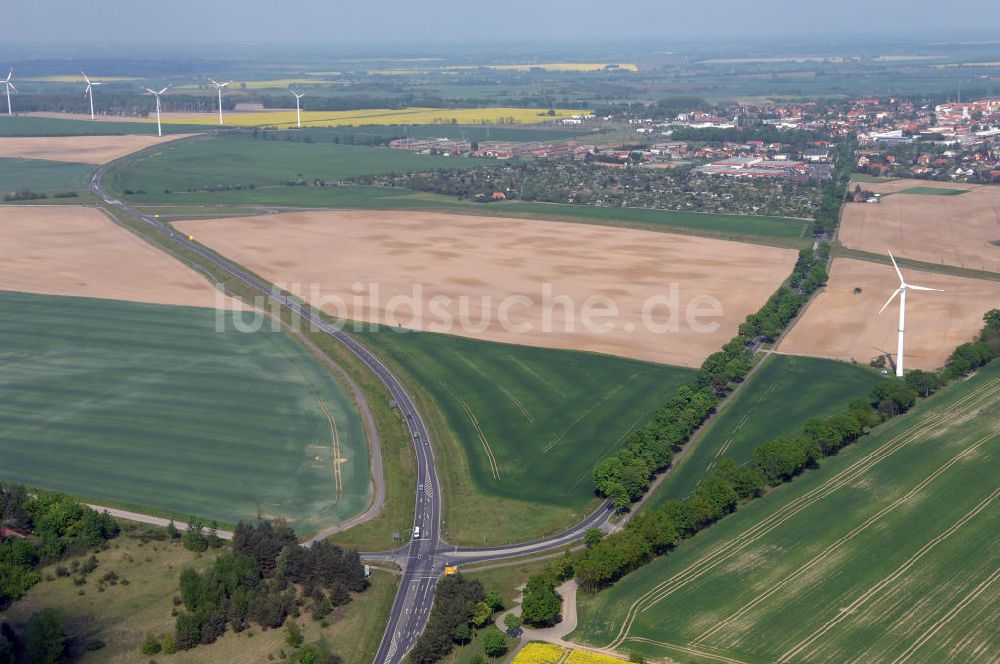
[107,133,485,200]
[0,115,207,136]
[572,361,1000,664]
[0,291,369,532]
[897,185,969,196]
[650,354,884,504]
[354,328,693,544]
[0,157,94,192]
[111,133,810,244]
[141,185,809,244]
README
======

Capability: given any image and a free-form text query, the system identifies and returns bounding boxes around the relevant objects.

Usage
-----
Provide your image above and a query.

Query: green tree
[481,627,507,658]
[584,527,604,548]
[161,632,177,654]
[452,623,471,644]
[470,600,493,628]
[182,518,208,552]
[483,590,503,612]
[142,633,162,655]
[503,612,522,633]
[25,609,65,664]
[286,621,303,648]
[521,575,561,626]
[165,520,179,540]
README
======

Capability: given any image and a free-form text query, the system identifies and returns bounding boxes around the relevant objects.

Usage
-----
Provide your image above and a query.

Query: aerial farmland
[2,17,1000,664]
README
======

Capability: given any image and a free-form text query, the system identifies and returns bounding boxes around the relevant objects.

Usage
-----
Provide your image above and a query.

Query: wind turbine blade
[887,250,904,284]
[222,81,232,87]
[144,87,157,95]
[906,285,942,292]
[7,82,16,93]
[81,71,90,83]
[6,68,12,82]
[158,86,169,95]
[878,288,901,315]
[208,77,218,86]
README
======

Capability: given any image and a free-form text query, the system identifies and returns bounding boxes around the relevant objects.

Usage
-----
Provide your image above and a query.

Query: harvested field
[841,179,1000,272]
[177,210,798,367]
[0,133,196,164]
[780,257,1000,369]
[0,205,242,309]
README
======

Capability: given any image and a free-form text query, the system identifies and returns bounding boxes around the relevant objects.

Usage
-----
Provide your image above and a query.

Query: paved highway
[90,158,446,663]
[91,149,612,663]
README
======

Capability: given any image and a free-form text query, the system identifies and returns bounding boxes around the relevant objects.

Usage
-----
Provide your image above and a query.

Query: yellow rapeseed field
[149,106,587,128]
[511,642,567,664]
[565,650,629,664]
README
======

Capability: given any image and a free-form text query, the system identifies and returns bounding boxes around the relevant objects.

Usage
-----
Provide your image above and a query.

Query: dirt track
[0,205,242,309]
[0,134,196,164]
[841,180,1000,272]
[177,210,797,367]
[779,257,1000,369]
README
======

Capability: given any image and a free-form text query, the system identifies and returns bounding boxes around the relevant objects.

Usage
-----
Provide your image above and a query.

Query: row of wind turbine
[0,72,305,132]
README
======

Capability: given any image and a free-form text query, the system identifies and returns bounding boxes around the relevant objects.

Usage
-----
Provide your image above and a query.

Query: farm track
[693,429,999,645]
[625,637,751,664]
[607,377,1000,648]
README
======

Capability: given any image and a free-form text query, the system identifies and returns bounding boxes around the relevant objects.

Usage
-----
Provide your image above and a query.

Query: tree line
[565,308,1000,592]
[7,93,234,116]
[592,244,831,510]
[170,521,366,657]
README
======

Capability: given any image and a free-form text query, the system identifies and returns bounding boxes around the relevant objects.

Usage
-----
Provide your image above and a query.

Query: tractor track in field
[777,486,1000,663]
[607,378,1000,649]
[693,429,999,646]
[432,375,501,480]
[888,565,1000,664]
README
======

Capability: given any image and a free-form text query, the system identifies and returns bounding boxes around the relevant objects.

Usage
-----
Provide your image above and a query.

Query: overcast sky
[8,0,1000,46]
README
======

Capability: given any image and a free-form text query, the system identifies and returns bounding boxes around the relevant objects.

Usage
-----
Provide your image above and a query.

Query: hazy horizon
[8,0,1000,48]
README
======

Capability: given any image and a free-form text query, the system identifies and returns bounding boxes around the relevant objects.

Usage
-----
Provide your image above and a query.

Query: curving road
[91,147,613,663]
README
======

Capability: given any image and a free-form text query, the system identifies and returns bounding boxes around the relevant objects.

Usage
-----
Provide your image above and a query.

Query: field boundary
[693,430,998,645]
[607,377,1000,648]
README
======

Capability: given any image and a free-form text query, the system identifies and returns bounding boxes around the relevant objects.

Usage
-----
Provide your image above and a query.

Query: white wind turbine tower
[878,250,942,377]
[144,86,169,136]
[291,90,305,128]
[2,69,17,116]
[208,78,232,125]
[82,72,101,120]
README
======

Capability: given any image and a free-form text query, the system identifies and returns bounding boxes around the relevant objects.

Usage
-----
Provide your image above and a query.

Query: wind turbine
[291,90,304,128]
[208,77,232,126]
[878,251,942,377]
[82,72,101,120]
[144,86,169,137]
[2,69,17,116]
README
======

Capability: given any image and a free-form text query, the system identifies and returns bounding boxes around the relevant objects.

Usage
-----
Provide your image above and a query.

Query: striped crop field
[356,327,693,544]
[649,354,884,504]
[572,360,1000,663]
[0,291,369,532]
